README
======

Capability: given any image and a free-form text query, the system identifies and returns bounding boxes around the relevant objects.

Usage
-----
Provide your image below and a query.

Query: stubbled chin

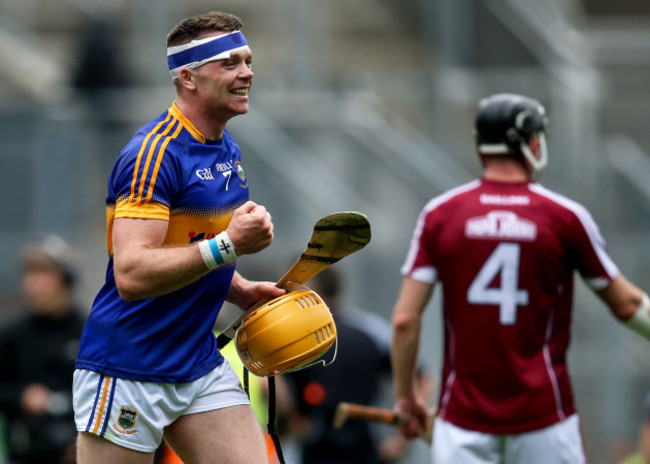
[232,104,249,114]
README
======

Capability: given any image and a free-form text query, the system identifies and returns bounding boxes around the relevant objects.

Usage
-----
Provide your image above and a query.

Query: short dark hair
[167,11,244,47]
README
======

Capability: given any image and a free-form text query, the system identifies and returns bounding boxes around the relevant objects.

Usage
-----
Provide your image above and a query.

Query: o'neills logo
[465,211,537,241]
[480,194,530,205]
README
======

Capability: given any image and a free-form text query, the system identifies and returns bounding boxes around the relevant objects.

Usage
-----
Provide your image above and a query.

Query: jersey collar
[169,102,206,144]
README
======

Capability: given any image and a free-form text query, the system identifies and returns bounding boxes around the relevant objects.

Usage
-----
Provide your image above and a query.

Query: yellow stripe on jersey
[103,104,215,256]
[105,204,236,255]
[135,118,178,206]
[114,199,169,219]
[127,104,206,210]
[145,121,183,204]
[164,210,235,245]
[105,201,170,256]
[129,112,173,204]
[105,204,114,255]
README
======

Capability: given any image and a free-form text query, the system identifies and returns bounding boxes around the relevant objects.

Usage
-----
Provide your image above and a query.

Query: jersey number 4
[467,243,529,325]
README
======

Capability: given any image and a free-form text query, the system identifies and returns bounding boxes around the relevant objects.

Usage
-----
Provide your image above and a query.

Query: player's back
[403,178,617,433]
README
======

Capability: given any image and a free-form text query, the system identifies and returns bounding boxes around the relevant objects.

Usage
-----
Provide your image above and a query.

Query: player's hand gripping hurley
[217,211,371,349]
[333,402,436,442]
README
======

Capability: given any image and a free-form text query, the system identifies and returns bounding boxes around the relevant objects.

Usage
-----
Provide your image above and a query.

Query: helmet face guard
[235,289,337,377]
[475,93,550,174]
[519,131,548,173]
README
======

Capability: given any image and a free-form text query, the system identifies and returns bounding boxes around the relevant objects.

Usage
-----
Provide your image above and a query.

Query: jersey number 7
[467,243,529,325]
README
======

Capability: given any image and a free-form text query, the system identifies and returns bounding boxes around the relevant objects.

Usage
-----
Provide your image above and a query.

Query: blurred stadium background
[1,0,649,462]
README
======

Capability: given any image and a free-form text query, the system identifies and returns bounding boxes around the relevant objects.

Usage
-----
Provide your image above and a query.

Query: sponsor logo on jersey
[215,161,234,172]
[189,231,217,244]
[479,194,530,205]
[465,211,537,241]
[112,407,138,435]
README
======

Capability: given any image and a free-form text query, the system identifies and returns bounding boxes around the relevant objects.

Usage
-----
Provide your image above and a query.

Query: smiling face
[192,44,253,121]
[173,30,254,126]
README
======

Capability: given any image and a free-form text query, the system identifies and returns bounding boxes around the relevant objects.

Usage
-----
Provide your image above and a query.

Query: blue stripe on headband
[167,31,248,70]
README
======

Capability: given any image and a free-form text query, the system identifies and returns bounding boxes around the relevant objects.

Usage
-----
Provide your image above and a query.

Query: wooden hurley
[333,402,436,442]
[217,211,371,349]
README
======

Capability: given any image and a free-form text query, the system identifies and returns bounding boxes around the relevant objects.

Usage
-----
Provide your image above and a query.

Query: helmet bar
[520,133,548,173]
[477,143,510,155]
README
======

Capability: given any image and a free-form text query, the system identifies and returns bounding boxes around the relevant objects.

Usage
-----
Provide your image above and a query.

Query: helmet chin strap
[520,134,548,173]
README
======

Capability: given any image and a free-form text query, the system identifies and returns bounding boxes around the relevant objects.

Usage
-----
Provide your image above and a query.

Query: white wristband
[623,292,650,340]
[198,231,237,270]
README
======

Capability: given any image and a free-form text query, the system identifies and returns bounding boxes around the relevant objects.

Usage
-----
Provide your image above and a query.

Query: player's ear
[177,67,197,90]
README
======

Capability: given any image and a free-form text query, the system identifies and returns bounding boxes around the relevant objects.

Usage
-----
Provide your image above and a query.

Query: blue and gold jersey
[76,103,249,382]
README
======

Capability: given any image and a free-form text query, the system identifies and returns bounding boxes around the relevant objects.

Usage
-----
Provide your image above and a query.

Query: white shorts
[433,415,587,464]
[73,361,250,453]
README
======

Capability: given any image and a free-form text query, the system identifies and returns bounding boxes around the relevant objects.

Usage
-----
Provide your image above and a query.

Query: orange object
[235,290,337,377]
[159,434,281,463]
[265,433,281,464]
[161,444,183,464]
[302,381,327,406]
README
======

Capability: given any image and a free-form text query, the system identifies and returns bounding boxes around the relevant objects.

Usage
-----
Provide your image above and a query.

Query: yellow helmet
[235,289,337,377]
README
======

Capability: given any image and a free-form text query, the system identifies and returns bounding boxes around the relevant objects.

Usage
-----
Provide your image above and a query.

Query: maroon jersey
[402,179,618,434]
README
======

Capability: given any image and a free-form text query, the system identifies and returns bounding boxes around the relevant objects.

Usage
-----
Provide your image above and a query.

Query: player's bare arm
[112,217,207,300]
[596,274,650,340]
[596,274,644,319]
[391,277,433,397]
[391,276,433,438]
[113,201,274,301]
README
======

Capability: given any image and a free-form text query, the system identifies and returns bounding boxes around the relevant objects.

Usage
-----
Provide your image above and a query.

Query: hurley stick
[217,211,371,349]
[333,402,436,442]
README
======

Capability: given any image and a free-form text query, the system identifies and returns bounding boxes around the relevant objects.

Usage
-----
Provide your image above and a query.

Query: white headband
[167,31,249,79]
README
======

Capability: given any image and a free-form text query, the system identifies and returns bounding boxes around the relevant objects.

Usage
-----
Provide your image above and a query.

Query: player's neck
[483,159,531,183]
[174,98,226,141]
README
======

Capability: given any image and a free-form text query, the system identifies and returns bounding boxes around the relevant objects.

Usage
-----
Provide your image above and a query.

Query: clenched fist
[227,201,274,256]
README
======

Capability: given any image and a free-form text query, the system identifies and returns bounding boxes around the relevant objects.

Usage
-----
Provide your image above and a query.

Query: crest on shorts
[118,407,138,430]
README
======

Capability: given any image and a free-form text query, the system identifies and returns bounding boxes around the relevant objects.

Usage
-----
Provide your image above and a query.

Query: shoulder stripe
[129,112,173,204]
[145,120,184,204]
[135,118,179,206]
[423,180,482,213]
[402,180,481,276]
[528,183,619,279]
